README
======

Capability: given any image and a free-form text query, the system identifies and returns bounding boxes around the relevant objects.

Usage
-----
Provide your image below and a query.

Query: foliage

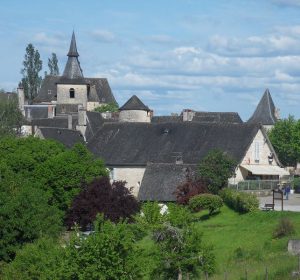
[151,224,215,279]
[175,176,208,205]
[94,102,119,113]
[34,143,108,211]
[60,215,142,280]
[220,189,259,213]
[1,238,65,280]
[48,53,59,75]
[21,43,43,100]
[65,177,140,230]
[0,183,63,262]
[273,217,295,238]
[0,96,24,136]
[166,203,193,228]
[189,194,223,215]
[198,149,237,194]
[268,116,300,166]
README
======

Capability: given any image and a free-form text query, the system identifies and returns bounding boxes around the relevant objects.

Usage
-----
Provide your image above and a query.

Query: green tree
[0,183,63,262]
[0,96,24,136]
[21,43,43,100]
[48,53,59,75]
[198,149,236,194]
[268,116,300,166]
[94,102,119,113]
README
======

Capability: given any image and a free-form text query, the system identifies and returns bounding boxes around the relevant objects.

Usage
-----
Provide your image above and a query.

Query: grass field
[139,206,300,280]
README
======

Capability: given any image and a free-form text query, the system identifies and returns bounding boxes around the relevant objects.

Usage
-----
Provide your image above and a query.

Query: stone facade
[110,167,146,196]
[57,84,88,109]
[119,110,151,123]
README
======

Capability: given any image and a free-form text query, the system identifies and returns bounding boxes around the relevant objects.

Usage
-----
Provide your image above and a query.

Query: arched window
[69,88,75,98]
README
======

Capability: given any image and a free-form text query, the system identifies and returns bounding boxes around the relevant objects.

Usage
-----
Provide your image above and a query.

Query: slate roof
[31,116,78,129]
[87,122,260,166]
[138,163,197,201]
[0,92,17,101]
[247,89,277,125]
[39,127,84,148]
[57,32,85,84]
[119,95,150,111]
[193,112,243,124]
[152,116,182,123]
[33,76,116,104]
[24,106,48,120]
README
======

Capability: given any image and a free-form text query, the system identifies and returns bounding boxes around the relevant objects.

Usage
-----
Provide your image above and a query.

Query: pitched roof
[38,127,84,148]
[31,116,78,129]
[0,92,17,102]
[87,122,260,166]
[151,116,182,123]
[119,95,149,111]
[33,76,116,104]
[193,112,243,124]
[138,163,197,201]
[67,31,79,57]
[247,89,277,125]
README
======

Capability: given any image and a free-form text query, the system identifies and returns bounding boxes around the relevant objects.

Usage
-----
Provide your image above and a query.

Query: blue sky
[1,0,300,120]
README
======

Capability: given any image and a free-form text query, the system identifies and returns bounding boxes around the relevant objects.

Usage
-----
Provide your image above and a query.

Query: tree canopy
[94,102,119,113]
[268,116,300,166]
[48,53,59,75]
[198,149,237,194]
[21,43,43,100]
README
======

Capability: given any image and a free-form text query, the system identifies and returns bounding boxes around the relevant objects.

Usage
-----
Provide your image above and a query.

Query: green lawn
[139,206,300,279]
[195,206,300,279]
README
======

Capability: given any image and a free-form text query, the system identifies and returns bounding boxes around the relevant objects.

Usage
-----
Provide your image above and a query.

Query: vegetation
[273,217,295,238]
[21,43,43,100]
[175,176,208,205]
[94,102,119,113]
[0,95,24,136]
[268,115,300,166]
[48,53,59,75]
[198,149,237,194]
[220,188,259,213]
[189,194,223,215]
[65,177,140,230]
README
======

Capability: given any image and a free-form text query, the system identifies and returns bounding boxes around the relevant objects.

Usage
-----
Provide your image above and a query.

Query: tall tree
[21,44,43,101]
[48,53,59,75]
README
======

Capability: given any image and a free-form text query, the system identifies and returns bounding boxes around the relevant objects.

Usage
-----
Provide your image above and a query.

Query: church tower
[56,32,88,110]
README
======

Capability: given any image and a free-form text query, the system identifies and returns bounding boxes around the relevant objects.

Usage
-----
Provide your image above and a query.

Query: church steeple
[67,31,79,57]
[59,31,84,83]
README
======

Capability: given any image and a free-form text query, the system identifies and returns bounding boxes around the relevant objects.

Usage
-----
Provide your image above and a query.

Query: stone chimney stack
[17,82,25,116]
[182,109,195,122]
[78,105,87,126]
[68,114,72,129]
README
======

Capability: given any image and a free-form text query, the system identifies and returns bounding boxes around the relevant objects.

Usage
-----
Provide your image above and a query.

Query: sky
[1,0,300,120]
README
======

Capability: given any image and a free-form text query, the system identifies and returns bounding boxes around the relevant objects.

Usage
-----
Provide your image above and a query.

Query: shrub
[175,177,208,205]
[273,217,295,238]
[166,203,192,228]
[220,189,259,213]
[189,194,223,215]
[65,177,140,230]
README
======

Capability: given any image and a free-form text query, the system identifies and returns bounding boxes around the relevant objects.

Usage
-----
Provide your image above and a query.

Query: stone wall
[57,84,87,109]
[111,167,146,196]
[119,110,150,123]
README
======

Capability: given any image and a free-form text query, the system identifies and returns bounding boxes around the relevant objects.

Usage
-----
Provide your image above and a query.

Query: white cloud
[272,0,300,7]
[90,30,115,43]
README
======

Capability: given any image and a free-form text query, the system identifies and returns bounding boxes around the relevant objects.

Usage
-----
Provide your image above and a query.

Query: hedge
[189,194,223,215]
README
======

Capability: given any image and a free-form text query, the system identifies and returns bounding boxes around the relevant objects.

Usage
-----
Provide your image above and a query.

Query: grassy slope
[195,206,300,279]
[138,207,300,280]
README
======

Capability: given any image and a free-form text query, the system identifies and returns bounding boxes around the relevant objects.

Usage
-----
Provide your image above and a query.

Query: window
[48,89,52,95]
[254,142,260,162]
[69,88,75,98]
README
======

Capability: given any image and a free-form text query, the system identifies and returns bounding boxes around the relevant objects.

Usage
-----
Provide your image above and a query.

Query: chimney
[78,105,87,126]
[182,109,195,122]
[48,105,55,119]
[68,115,72,129]
[17,82,25,116]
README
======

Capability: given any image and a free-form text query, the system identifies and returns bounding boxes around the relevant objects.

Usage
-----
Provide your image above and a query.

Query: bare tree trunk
[178,269,182,280]
[186,272,190,280]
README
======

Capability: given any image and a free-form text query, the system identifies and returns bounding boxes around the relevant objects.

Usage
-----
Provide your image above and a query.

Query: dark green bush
[220,189,259,213]
[273,217,295,238]
[189,194,223,215]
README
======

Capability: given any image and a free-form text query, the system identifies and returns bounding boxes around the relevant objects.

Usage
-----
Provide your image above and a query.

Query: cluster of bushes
[189,194,223,215]
[220,189,259,213]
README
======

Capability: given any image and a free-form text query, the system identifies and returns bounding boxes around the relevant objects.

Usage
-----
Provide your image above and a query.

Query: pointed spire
[247,89,277,125]
[67,31,79,57]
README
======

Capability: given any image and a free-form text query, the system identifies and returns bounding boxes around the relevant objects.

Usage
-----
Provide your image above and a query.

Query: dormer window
[48,90,52,95]
[70,88,75,98]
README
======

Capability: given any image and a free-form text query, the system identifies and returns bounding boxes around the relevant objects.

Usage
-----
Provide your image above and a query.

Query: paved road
[259,193,300,212]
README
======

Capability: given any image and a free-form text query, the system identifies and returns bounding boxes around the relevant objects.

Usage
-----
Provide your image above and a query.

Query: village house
[16,32,289,200]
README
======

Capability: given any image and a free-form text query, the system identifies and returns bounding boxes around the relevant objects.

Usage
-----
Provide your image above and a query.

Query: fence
[228,180,279,191]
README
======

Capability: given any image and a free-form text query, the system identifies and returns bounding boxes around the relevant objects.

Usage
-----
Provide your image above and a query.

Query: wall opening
[69,88,75,98]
